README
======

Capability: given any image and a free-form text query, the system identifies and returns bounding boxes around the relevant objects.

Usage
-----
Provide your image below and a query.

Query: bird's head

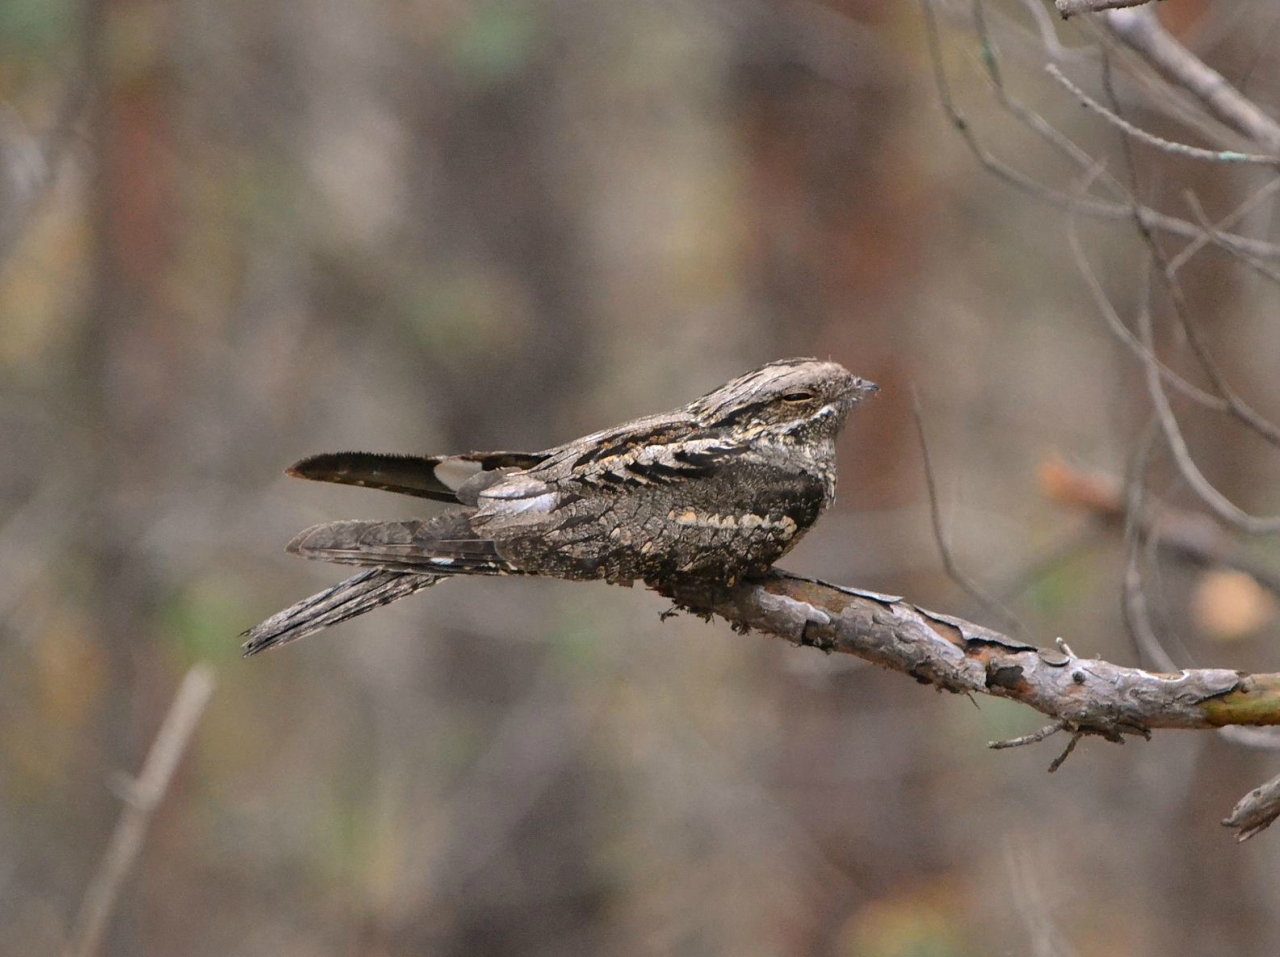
[690,358,877,442]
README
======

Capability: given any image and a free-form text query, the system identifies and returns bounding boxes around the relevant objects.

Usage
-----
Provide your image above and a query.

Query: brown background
[3,1,1280,954]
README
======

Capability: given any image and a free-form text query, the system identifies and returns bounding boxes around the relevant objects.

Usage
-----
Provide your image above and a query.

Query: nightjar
[242,358,877,655]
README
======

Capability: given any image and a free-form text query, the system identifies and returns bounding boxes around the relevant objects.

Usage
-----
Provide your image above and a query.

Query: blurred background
[3,0,1280,954]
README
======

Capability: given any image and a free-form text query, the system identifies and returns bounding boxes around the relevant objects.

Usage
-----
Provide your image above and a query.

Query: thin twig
[1137,299,1280,533]
[1102,7,1280,153]
[1046,63,1280,165]
[1041,455,1280,597]
[1094,53,1280,452]
[1120,419,1184,670]
[1183,191,1280,287]
[911,387,1024,637]
[1223,770,1280,841]
[1047,732,1085,772]
[915,0,1280,260]
[990,720,1068,750]
[65,665,216,957]
[1065,166,1227,409]
[1166,176,1280,275]
[1056,0,1157,18]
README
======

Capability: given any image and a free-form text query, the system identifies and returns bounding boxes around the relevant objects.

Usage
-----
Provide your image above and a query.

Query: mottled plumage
[242,358,877,655]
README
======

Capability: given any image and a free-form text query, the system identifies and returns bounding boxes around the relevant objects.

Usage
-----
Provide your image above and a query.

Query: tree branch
[1056,0,1157,19]
[712,572,1280,829]
[1101,7,1280,154]
[65,665,216,957]
[1223,771,1280,841]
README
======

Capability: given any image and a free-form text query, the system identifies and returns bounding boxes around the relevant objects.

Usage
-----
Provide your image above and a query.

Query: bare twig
[1222,771,1280,841]
[1147,234,1280,449]
[1101,7,1280,154]
[916,0,1280,260]
[1046,63,1279,165]
[911,388,1023,637]
[1066,180,1227,410]
[65,666,216,957]
[1047,731,1086,772]
[1056,0,1157,18]
[1183,191,1280,287]
[1166,176,1280,275]
[990,720,1068,750]
[710,571,1280,834]
[1091,62,1280,456]
[1137,301,1280,533]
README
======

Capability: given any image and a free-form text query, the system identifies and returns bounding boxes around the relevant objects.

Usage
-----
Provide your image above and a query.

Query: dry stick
[1183,191,1280,287]
[1166,176,1280,274]
[1093,51,1280,453]
[1223,770,1280,841]
[969,0,1280,284]
[1102,7,1280,154]
[1056,0,1157,18]
[65,665,216,957]
[1014,0,1067,63]
[910,388,1024,638]
[1136,281,1280,533]
[915,0,1280,260]
[1046,63,1280,165]
[972,0,1132,205]
[1150,221,1280,450]
[709,571,1280,834]
[1120,421,1183,671]
[990,720,1068,751]
[1066,193,1226,409]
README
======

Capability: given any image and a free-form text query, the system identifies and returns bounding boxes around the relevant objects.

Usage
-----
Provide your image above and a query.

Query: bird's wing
[522,412,749,489]
[286,450,548,503]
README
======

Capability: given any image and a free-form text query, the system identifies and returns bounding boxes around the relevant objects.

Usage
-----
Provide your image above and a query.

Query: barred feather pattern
[242,358,877,655]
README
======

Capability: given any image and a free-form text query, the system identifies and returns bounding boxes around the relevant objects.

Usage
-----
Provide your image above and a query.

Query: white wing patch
[433,456,484,491]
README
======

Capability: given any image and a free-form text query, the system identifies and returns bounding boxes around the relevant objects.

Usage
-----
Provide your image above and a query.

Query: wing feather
[287,451,546,502]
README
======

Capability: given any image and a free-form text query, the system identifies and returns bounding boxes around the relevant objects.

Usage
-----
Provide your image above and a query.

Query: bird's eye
[781,391,814,403]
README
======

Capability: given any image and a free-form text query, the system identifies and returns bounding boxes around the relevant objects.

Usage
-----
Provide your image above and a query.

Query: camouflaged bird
[241,358,877,655]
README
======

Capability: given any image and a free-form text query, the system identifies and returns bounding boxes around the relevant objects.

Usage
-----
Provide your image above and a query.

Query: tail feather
[287,451,546,503]
[241,568,440,656]
[285,512,513,575]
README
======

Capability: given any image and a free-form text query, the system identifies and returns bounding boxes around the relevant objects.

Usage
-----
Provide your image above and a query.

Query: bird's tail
[284,511,514,575]
[241,511,514,655]
[241,568,439,656]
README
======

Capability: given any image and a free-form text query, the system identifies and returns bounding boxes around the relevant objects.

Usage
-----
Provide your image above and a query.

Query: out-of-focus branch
[1101,7,1280,154]
[912,388,1023,637]
[1040,456,1280,597]
[1056,0,1156,19]
[1046,63,1279,165]
[1136,302,1280,533]
[1223,771,1280,841]
[0,64,90,272]
[917,0,1280,260]
[65,666,216,957]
